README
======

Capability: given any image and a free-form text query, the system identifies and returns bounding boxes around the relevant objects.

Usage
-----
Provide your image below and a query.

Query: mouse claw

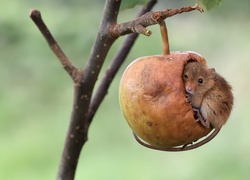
[194,118,200,122]
[185,94,191,103]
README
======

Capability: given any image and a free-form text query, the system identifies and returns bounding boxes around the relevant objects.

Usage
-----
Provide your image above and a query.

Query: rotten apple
[119,51,212,148]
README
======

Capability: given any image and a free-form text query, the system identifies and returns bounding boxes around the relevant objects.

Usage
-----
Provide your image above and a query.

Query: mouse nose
[186,87,193,93]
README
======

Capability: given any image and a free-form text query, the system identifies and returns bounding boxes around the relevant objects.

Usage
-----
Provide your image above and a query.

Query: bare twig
[110,3,204,37]
[82,0,120,88]
[88,0,157,124]
[29,10,79,81]
[57,0,121,179]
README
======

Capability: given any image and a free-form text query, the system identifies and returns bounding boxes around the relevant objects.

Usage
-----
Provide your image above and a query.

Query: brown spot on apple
[147,121,153,126]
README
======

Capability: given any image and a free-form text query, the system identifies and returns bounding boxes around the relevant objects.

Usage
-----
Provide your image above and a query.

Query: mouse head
[183,62,215,95]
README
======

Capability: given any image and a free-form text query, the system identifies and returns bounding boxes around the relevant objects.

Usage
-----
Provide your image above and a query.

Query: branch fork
[111,3,203,38]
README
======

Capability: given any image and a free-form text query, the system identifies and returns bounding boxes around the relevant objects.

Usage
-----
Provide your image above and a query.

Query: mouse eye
[198,78,203,84]
[183,74,188,79]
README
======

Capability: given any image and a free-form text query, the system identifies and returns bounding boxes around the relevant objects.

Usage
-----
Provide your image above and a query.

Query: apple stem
[159,20,170,55]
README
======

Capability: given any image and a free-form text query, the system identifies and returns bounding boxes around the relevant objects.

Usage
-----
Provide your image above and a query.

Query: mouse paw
[185,94,191,103]
[192,108,210,128]
[192,108,199,119]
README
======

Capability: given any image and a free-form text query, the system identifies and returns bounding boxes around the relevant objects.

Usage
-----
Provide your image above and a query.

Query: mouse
[182,61,234,130]
[131,61,233,152]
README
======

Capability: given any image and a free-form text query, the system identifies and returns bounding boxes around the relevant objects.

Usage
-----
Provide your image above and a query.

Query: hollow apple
[119,51,212,148]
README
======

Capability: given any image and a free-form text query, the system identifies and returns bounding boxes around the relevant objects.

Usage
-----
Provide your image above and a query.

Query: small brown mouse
[183,61,234,130]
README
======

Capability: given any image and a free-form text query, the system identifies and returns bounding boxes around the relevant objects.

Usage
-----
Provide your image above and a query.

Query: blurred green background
[1,0,249,179]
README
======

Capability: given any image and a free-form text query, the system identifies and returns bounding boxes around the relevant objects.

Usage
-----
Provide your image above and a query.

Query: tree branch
[29,10,79,81]
[88,0,157,124]
[82,0,120,87]
[110,3,204,37]
[57,0,121,179]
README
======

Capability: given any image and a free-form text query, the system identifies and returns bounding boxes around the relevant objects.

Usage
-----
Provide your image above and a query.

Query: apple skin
[119,51,212,148]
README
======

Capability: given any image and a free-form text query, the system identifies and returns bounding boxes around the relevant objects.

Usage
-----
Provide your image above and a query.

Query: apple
[119,51,212,148]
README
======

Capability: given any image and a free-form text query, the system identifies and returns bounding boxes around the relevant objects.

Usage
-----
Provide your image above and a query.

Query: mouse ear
[208,68,215,74]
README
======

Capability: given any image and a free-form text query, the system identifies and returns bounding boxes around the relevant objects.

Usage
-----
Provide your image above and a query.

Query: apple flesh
[119,51,212,148]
